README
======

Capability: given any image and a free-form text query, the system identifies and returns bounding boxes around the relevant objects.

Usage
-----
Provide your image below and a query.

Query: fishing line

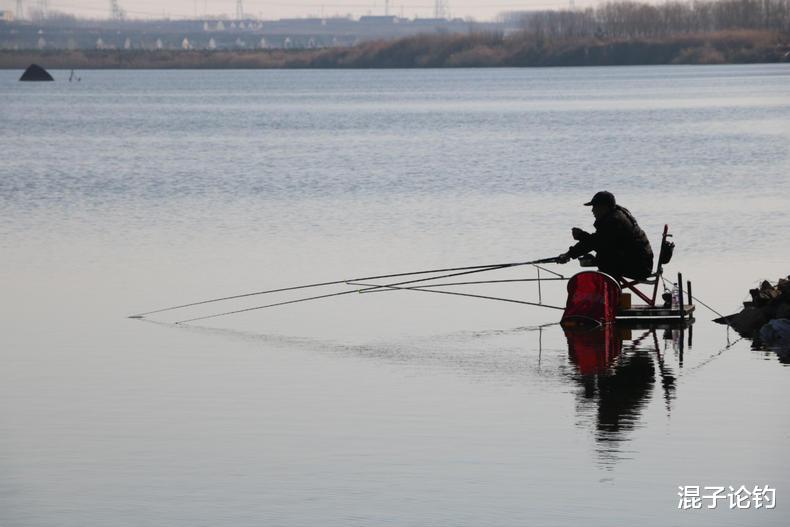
[175,261,554,324]
[130,257,559,319]
[359,277,567,292]
[680,336,746,375]
[347,281,565,310]
[660,276,730,321]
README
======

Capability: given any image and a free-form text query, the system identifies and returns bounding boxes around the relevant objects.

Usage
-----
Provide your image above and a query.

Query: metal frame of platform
[616,304,695,324]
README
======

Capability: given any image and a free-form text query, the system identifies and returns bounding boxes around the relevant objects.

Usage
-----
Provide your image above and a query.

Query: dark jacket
[567,206,654,280]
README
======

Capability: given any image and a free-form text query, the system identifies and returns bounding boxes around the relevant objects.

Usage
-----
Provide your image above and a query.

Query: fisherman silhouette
[557,191,654,280]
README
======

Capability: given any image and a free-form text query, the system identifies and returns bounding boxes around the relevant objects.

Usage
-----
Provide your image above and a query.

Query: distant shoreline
[2,30,788,70]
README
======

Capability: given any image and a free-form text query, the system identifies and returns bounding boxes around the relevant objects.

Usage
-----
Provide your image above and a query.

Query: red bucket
[562,271,621,325]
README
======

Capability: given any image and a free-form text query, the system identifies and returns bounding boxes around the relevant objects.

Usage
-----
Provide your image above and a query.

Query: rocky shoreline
[717,276,790,349]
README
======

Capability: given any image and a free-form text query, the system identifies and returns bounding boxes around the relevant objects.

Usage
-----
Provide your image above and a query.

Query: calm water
[1,65,789,526]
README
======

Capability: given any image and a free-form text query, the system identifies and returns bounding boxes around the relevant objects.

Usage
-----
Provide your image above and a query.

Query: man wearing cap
[557,191,654,280]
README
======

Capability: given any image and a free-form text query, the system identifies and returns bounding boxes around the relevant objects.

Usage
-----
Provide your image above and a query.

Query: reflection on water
[752,341,790,364]
[564,325,683,465]
[750,319,790,363]
[159,313,768,472]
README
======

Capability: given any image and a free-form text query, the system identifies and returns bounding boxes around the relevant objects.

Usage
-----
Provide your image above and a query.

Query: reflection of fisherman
[557,191,654,280]
[564,326,675,464]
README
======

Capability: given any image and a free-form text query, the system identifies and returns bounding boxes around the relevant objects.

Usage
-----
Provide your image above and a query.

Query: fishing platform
[616,304,695,324]
[566,270,695,327]
[560,225,694,327]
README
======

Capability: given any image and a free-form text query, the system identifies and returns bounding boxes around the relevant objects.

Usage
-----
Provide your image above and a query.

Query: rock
[758,319,790,348]
[776,303,790,320]
[716,274,790,338]
[749,280,782,305]
[19,64,54,82]
[778,277,790,298]
[725,307,770,336]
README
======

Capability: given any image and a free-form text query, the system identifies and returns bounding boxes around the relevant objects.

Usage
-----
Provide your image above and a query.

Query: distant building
[0,10,14,22]
[413,18,450,25]
[277,18,325,26]
[359,16,399,24]
[0,14,503,51]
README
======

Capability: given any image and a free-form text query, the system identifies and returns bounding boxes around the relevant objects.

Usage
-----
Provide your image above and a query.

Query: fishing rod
[358,277,568,293]
[347,281,565,310]
[130,256,561,319]
[175,263,510,324]
[173,257,562,324]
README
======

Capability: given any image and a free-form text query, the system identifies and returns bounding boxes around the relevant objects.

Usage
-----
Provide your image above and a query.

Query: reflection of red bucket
[564,325,623,375]
[562,271,621,325]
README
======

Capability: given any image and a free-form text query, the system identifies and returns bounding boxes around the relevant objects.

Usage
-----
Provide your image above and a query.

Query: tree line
[4,28,784,69]
[517,0,790,40]
[3,0,787,68]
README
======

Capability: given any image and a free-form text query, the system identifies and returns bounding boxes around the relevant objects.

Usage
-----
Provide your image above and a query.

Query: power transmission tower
[236,0,244,20]
[384,0,389,16]
[434,0,448,19]
[36,0,47,17]
[109,0,124,20]
[15,0,24,19]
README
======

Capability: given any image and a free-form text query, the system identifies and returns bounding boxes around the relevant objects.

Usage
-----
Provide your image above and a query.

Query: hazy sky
[5,0,598,22]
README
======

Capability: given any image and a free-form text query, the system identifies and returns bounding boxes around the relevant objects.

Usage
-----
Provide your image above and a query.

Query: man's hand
[556,252,571,264]
[571,227,588,241]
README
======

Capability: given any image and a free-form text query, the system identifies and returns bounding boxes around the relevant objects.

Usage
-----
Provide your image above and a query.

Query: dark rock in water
[717,274,790,337]
[750,280,782,305]
[776,303,790,319]
[756,319,790,364]
[758,319,790,348]
[778,277,790,297]
[19,64,54,82]
[723,307,770,336]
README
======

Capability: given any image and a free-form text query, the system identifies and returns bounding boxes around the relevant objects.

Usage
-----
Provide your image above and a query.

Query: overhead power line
[110,0,125,19]
[37,0,597,21]
[434,0,449,18]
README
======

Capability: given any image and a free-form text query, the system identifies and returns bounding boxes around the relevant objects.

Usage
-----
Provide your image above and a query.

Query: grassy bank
[2,30,788,69]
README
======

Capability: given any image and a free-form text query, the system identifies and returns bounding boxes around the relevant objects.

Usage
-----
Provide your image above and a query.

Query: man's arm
[556,229,597,263]
[567,231,598,259]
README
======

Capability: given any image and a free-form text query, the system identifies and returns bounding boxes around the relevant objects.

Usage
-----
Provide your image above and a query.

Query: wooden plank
[615,318,694,330]
[617,304,695,319]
